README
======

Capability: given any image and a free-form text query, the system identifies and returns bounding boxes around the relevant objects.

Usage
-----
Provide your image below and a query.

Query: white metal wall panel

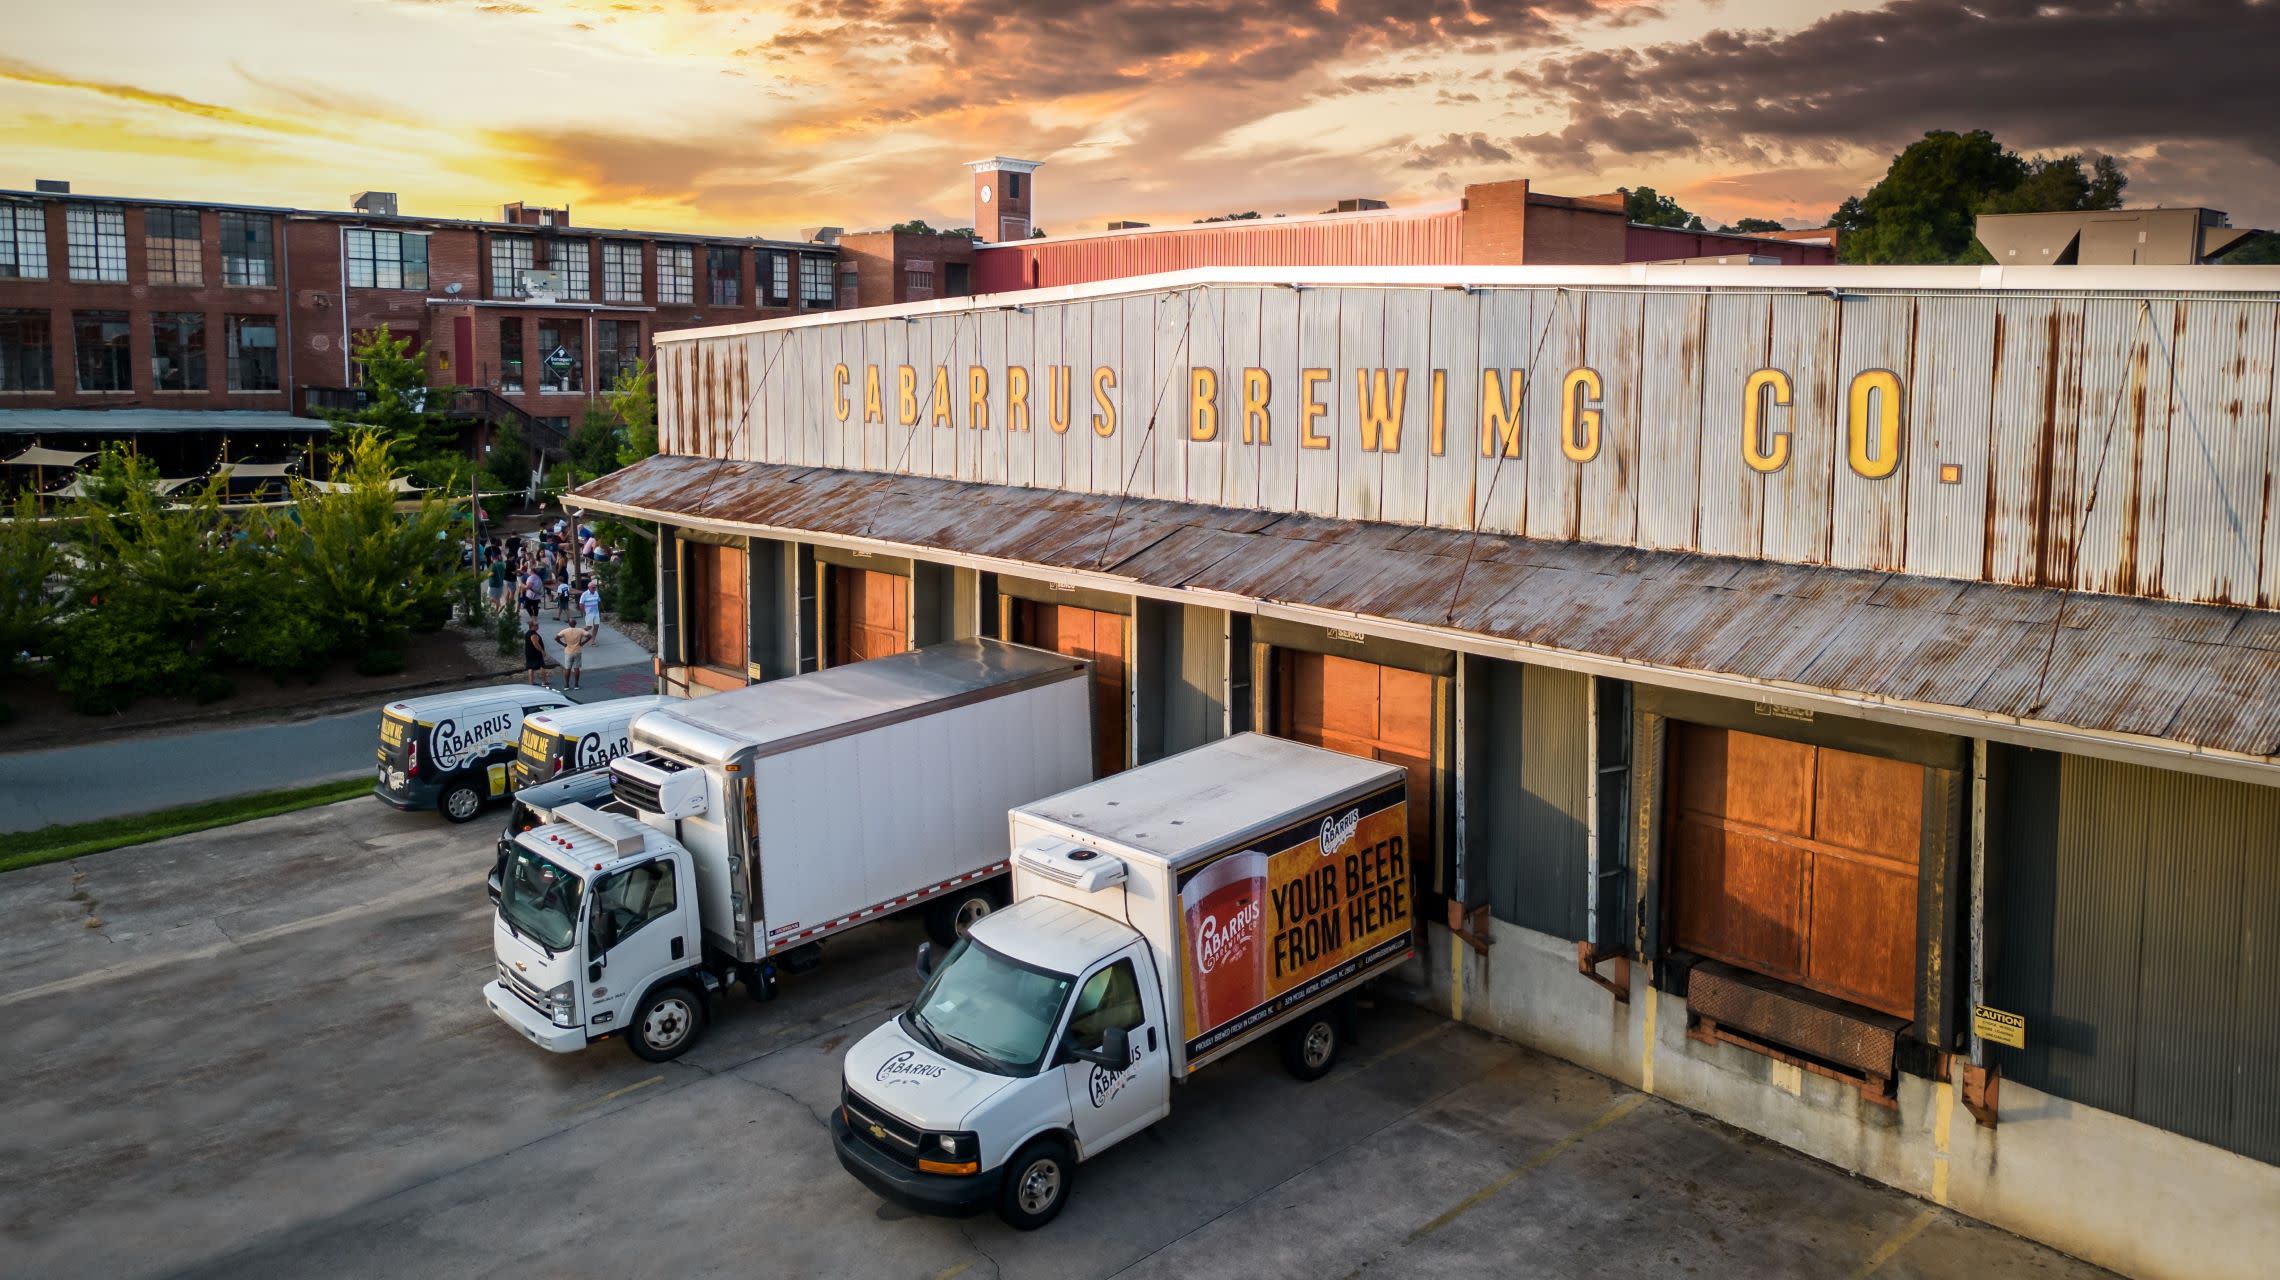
[2073,298,2154,595]
[1696,292,1772,557]
[1636,291,1708,550]
[1220,288,1262,510]
[1762,293,1838,564]
[2159,300,2271,605]
[1903,297,1996,580]
[1295,288,1343,517]
[1472,288,1533,535]
[1831,294,1916,570]
[1380,288,1432,526]
[1117,294,1157,500]
[1003,307,1035,489]
[1524,288,1585,542]
[1064,300,1098,493]
[1151,291,1191,501]
[1184,287,1226,506]
[1336,288,1387,523]
[1426,288,1481,529]
[1256,287,1301,513]
[1579,290,1643,546]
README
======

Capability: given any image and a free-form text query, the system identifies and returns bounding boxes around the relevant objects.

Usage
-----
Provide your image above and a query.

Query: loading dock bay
[0,802,2113,1279]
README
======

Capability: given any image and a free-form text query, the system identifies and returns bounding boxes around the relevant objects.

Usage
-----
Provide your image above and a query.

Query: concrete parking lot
[0,800,2113,1280]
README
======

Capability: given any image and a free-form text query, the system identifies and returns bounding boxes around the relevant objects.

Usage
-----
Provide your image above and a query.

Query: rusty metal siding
[1636,291,1708,550]
[1902,296,1995,581]
[1991,747,2280,1165]
[1832,294,1915,571]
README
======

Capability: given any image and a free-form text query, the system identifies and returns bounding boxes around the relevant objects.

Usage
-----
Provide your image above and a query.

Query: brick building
[0,182,842,446]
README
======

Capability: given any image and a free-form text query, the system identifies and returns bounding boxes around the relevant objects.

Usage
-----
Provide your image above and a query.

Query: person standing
[487,553,508,610]
[523,622,549,688]
[579,577,602,633]
[521,567,543,623]
[555,620,588,691]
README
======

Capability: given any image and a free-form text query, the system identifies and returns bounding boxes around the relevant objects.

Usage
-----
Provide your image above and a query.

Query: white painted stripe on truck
[768,862,1010,952]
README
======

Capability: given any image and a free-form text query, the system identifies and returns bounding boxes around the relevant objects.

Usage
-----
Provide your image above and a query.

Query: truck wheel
[438,781,484,823]
[627,983,707,1062]
[1280,1012,1340,1082]
[997,1136,1075,1230]
[926,887,997,948]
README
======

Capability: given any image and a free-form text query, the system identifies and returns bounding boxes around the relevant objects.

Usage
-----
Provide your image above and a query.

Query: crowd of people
[479,518,613,691]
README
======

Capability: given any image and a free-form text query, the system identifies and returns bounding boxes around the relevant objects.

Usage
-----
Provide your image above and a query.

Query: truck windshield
[499,847,583,954]
[904,938,1074,1077]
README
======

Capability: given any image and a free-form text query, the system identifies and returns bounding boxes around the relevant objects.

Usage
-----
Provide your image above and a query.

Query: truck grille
[498,962,547,1013]
[842,1086,922,1168]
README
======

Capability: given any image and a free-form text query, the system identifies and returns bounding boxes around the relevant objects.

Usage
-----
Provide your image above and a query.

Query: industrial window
[225,315,278,391]
[1005,172,1023,200]
[767,253,790,305]
[536,321,582,394]
[595,318,639,390]
[344,227,429,291]
[601,240,642,303]
[0,309,52,391]
[0,202,47,280]
[144,208,202,285]
[706,245,740,306]
[552,240,590,300]
[839,269,859,310]
[657,244,693,305]
[66,204,128,282]
[73,310,132,391]
[218,211,274,286]
[490,234,535,298]
[151,312,206,391]
[904,262,934,301]
[944,262,971,297]
[799,256,834,307]
[497,317,524,393]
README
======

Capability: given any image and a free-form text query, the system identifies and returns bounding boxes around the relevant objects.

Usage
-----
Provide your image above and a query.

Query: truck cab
[834,895,1172,1228]
[483,802,713,1061]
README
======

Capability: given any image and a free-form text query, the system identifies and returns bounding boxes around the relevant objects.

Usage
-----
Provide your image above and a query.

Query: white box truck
[484,639,1093,1062]
[832,733,1415,1228]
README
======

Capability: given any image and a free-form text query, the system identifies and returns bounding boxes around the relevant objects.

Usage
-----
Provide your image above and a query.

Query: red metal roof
[974,210,1464,292]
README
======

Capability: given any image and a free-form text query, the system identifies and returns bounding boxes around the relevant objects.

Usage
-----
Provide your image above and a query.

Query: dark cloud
[1403,132,1515,169]
[1506,0,2280,211]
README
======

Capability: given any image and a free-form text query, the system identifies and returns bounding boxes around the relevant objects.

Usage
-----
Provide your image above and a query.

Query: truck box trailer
[484,639,1094,1062]
[832,733,1414,1228]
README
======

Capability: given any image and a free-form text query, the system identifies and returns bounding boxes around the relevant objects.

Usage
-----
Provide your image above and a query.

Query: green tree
[0,491,60,667]
[1197,212,1263,224]
[1979,153,2128,215]
[604,360,658,470]
[1835,130,2028,263]
[344,328,460,459]
[889,219,940,235]
[1622,186,1705,230]
[485,419,533,495]
[55,450,235,710]
[567,402,623,483]
[263,431,460,653]
[1721,217,1788,235]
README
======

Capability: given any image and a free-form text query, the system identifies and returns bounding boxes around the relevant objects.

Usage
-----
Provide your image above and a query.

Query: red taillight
[405,737,421,779]
[551,753,567,778]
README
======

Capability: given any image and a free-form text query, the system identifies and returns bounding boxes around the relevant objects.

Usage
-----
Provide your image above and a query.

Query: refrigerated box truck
[485,639,1094,1062]
[833,733,1414,1228]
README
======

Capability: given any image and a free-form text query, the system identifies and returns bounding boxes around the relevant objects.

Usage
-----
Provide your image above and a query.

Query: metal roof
[0,409,324,435]
[570,454,2280,777]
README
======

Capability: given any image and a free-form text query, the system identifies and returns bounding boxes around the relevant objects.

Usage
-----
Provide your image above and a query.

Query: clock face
[980,184,994,204]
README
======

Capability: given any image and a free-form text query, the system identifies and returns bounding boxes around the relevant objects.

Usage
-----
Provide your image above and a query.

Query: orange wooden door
[1274,651,1434,865]
[1668,723,1921,1017]
[1011,600,1127,777]
[689,543,746,672]
[826,566,907,667]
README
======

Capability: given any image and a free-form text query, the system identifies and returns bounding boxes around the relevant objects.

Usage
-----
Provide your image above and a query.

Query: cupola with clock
[967,156,1043,242]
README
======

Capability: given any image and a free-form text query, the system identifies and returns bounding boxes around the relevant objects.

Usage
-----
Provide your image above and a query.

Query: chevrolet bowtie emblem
[514,961,527,972]
[868,1123,886,1141]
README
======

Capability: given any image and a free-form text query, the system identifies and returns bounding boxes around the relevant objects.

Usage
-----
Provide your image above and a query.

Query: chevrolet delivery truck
[833,733,1413,1228]
[485,640,1093,1062]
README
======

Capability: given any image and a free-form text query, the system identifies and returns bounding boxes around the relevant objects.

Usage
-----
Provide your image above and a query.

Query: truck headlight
[545,981,576,1027]
[917,1131,980,1176]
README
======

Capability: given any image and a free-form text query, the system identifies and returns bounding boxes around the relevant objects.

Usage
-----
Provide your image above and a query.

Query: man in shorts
[555,621,589,691]
[579,577,602,632]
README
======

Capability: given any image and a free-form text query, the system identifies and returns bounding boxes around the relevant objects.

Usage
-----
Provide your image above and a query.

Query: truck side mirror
[1100,1025,1133,1071]
[915,941,935,979]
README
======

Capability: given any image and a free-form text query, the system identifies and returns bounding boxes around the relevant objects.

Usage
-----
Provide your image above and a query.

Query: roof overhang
[570,455,2280,788]
[0,409,323,435]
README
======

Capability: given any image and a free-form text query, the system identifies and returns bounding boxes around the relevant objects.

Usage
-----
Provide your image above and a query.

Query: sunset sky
[3,0,2272,239]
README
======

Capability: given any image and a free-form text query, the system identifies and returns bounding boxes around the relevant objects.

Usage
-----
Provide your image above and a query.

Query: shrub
[354,647,406,677]
[192,673,236,704]
[494,603,524,655]
[599,549,654,624]
[54,602,200,713]
[0,700,16,726]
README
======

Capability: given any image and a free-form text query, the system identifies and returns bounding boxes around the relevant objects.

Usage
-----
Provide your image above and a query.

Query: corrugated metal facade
[1991,747,2280,1164]
[656,276,2280,610]
[970,213,1465,293]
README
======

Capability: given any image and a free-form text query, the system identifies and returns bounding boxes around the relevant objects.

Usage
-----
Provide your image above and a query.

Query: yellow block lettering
[1008,366,1031,433]
[1744,368,1792,473]
[1242,367,1271,444]
[1091,366,1117,437]
[931,366,953,427]
[896,365,917,426]
[1355,368,1409,453]
[832,363,850,423]
[864,365,883,424]
[1480,369,1525,459]
[968,365,989,430]
[1048,365,1072,434]
[1300,368,1331,449]
[1561,366,1603,463]
[1847,368,1903,479]
[1190,367,1219,442]
[1429,368,1448,457]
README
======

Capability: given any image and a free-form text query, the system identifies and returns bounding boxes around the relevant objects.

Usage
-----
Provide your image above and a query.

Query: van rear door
[512,723,569,791]
[378,709,417,786]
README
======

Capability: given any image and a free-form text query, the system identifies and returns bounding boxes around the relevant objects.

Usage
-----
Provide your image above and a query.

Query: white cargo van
[375,685,571,821]
[484,640,1094,1062]
[833,733,1414,1228]
[509,695,677,791]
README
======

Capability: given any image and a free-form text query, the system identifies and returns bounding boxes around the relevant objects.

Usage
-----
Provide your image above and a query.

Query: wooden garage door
[1010,600,1126,778]
[687,542,746,673]
[1274,651,1434,866]
[825,565,907,667]
[1668,723,1922,1018]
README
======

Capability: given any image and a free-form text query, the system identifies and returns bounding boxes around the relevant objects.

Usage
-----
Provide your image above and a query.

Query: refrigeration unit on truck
[375,686,571,822]
[833,733,1415,1229]
[484,639,1094,1062]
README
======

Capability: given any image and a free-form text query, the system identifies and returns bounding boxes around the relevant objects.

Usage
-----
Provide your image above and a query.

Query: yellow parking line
[931,1264,972,1280]
[1847,1207,1939,1280]
[1407,1092,1647,1243]
[581,1074,664,1110]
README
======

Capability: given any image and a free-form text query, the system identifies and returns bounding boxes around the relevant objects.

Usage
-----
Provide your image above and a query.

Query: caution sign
[1973,1004,2026,1050]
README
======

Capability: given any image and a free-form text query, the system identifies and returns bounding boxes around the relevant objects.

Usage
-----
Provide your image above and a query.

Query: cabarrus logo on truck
[433,711,517,772]
[876,1049,947,1085]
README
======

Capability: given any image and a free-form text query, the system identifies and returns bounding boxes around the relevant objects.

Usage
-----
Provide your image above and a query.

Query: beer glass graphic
[1183,849,1268,1034]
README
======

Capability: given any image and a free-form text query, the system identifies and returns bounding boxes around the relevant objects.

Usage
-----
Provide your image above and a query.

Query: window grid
[491,234,535,298]
[225,315,278,391]
[144,209,202,286]
[601,241,643,303]
[498,317,524,393]
[537,322,582,394]
[555,241,590,300]
[73,310,132,391]
[799,256,834,307]
[218,212,274,286]
[0,203,47,280]
[66,205,128,282]
[345,228,429,291]
[0,309,53,391]
[657,244,693,305]
[595,319,640,390]
[707,246,740,306]
[151,312,206,391]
